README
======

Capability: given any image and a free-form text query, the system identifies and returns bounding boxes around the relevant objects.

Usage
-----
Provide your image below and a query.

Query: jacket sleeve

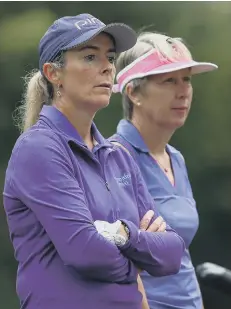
[10,131,138,283]
[118,159,185,277]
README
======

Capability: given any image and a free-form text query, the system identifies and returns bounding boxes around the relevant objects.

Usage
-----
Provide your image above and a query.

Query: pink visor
[113,49,218,93]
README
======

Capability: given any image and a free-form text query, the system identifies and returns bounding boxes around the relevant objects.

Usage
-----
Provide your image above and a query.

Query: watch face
[114,234,127,247]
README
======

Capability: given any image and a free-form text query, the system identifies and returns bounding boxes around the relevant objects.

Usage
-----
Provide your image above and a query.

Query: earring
[136,102,141,106]
[57,84,61,97]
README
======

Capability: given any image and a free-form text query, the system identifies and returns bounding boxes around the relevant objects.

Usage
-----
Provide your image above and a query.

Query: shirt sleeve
[10,130,138,284]
[118,159,185,277]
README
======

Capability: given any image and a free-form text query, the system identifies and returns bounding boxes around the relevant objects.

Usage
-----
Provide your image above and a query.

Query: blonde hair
[15,52,65,133]
[116,32,192,119]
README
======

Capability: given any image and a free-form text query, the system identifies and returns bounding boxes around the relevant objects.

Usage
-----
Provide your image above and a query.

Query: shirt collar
[116,119,149,152]
[39,105,111,148]
[116,119,176,155]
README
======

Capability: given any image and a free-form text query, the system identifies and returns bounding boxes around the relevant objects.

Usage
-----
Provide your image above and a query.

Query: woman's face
[59,33,116,112]
[132,68,193,130]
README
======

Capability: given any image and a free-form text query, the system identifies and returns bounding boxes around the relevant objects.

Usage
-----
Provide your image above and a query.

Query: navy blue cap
[39,13,137,73]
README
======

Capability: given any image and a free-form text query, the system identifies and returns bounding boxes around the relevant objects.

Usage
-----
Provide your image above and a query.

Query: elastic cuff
[118,219,139,253]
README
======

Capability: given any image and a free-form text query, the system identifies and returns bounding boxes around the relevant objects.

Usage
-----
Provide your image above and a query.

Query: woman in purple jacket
[3,15,184,309]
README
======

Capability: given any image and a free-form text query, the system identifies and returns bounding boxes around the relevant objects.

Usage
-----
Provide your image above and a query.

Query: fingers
[157,221,166,232]
[146,216,166,232]
[140,211,166,233]
[139,210,154,231]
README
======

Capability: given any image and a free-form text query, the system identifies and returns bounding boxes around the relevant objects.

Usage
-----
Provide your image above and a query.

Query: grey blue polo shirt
[111,119,202,309]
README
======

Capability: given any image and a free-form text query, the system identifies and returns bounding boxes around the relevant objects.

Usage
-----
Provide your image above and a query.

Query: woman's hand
[140,210,166,232]
[118,223,129,240]
[94,220,129,245]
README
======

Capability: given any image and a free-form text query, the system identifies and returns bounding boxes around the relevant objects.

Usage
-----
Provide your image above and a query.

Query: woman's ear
[126,83,142,107]
[42,63,62,86]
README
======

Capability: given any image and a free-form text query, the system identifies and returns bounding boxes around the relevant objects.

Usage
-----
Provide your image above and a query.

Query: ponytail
[15,52,65,133]
[15,70,51,133]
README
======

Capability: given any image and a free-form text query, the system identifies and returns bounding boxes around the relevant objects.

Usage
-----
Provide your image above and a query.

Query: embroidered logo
[114,173,131,187]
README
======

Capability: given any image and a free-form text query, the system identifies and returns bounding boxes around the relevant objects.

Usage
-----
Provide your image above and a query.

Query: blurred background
[0,1,230,308]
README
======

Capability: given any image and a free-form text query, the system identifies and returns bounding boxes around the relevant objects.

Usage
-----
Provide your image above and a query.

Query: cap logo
[74,17,105,30]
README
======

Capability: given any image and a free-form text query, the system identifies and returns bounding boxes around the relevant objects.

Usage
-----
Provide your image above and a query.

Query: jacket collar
[39,105,112,148]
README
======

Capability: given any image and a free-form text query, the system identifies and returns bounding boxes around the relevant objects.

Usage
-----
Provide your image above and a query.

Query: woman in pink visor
[110,32,218,309]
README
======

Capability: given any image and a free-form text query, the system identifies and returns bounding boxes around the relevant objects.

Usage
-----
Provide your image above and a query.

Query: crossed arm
[95,209,167,309]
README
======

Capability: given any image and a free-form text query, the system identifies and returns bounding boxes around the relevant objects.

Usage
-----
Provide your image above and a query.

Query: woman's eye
[84,54,96,62]
[164,78,175,83]
[163,76,192,84]
[183,76,192,83]
[108,55,116,64]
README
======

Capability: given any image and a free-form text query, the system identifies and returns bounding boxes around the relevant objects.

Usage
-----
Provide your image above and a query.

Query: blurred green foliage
[0,2,231,308]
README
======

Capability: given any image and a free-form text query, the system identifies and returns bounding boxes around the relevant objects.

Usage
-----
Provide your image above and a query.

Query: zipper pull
[105,182,110,191]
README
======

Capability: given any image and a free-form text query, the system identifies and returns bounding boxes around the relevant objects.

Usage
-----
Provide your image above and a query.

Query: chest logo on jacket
[114,173,131,187]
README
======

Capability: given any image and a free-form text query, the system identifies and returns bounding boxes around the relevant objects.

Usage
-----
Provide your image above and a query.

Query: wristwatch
[94,219,130,247]
[114,233,128,247]
[114,221,130,247]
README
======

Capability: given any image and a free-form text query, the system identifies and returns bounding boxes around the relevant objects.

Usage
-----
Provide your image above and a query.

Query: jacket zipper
[72,142,109,190]
[105,181,110,191]
[101,149,120,219]
[101,148,112,191]
[70,142,116,217]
